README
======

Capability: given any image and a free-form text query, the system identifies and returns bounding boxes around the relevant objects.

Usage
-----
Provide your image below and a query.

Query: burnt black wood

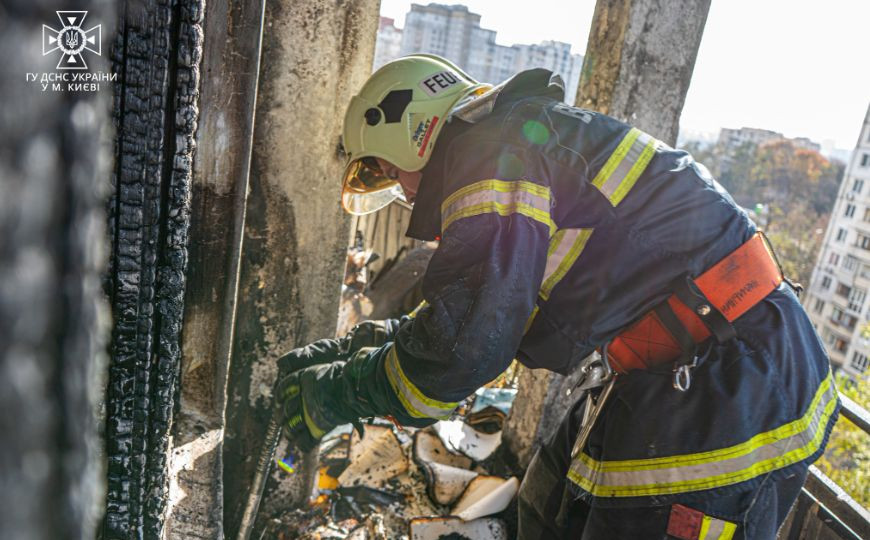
[103,1,203,537]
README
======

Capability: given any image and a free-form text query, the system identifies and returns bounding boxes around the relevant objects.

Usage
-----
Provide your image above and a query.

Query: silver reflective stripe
[591,128,659,206]
[598,130,654,199]
[568,371,838,497]
[384,345,457,420]
[539,228,593,300]
[703,517,729,539]
[442,188,549,222]
[440,179,553,233]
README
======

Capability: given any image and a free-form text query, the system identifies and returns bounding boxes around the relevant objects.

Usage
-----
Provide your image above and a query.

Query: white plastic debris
[338,424,408,488]
[414,428,473,470]
[409,516,508,540]
[433,419,502,462]
[451,476,519,521]
[421,461,479,506]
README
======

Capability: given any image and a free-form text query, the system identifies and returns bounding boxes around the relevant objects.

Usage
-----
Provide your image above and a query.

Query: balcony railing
[778,393,870,539]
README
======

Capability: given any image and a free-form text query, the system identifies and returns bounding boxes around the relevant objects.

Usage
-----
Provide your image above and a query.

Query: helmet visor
[341,158,403,215]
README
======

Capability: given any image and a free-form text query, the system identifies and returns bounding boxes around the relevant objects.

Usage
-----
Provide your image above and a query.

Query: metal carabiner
[673,365,692,392]
[672,357,697,392]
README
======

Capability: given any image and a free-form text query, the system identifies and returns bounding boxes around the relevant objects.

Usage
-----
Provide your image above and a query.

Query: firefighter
[276,54,839,539]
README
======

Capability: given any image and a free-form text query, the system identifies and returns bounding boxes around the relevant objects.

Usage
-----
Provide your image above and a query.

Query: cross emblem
[43,11,101,70]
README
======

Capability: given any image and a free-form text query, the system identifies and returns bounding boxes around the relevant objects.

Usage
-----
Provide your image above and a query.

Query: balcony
[778,394,870,539]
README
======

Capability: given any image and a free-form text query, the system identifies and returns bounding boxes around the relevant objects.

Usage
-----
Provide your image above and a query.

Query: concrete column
[577,0,711,145]
[503,0,711,471]
[222,1,380,536]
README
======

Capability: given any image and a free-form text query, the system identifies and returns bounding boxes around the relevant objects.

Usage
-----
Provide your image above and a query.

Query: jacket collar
[404,69,565,241]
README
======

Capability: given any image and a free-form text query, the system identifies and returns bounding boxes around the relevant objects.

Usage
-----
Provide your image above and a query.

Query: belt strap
[607,233,783,374]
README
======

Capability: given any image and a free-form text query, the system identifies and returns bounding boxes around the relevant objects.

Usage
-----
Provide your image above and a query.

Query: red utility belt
[606,233,783,374]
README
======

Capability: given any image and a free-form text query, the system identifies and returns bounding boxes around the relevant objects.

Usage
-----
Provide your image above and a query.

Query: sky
[379,0,870,150]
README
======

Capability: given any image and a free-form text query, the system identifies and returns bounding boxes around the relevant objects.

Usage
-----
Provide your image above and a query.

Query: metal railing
[778,393,870,539]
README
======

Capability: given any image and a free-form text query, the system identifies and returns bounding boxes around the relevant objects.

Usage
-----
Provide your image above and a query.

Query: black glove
[276,364,341,451]
[343,318,403,351]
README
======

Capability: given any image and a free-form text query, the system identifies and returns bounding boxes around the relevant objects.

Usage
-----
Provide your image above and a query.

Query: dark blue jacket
[340,69,838,506]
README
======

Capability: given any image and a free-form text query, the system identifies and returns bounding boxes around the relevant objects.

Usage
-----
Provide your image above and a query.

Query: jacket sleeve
[335,175,552,427]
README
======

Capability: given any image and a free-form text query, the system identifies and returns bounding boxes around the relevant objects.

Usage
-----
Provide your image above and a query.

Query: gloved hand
[274,319,404,450]
[275,345,391,450]
[343,318,402,351]
[276,364,336,451]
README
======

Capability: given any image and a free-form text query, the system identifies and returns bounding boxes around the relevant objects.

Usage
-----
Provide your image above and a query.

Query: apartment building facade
[804,104,870,376]
[387,3,584,102]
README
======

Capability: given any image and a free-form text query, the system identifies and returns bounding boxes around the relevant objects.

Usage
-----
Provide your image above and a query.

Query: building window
[845,203,856,217]
[864,208,870,222]
[829,252,841,266]
[831,306,858,330]
[858,234,870,250]
[821,275,832,289]
[862,154,870,167]
[836,282,852,298]
[854,178,865,193]
[813,298,825,314]
[833,336,848,354]
[836,228,848,242]
[849,287,866,312]
[851,351,869,373]
[844,255,859,272]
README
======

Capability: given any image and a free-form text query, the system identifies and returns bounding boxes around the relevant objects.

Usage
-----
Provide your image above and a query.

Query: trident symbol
[65,32,79,49]
[42,11,102,70]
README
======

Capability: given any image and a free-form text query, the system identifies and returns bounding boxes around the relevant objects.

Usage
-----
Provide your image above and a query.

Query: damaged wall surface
[103,0,203,537]
[222,0,380,536]
[0,2,112,539]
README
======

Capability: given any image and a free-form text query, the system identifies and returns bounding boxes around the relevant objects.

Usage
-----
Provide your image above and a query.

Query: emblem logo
[43,11,101,70]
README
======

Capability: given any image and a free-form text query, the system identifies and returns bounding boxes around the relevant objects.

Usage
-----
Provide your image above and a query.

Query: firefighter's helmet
[340,54,488,215]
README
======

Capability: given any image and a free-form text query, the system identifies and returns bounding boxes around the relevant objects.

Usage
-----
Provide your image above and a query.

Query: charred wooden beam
[103,0,203,537]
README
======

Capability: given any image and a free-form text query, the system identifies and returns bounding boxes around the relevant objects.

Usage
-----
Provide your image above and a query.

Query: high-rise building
[387,3,584,103]
[713,126,822,177]
[804,103,870,377]
[373,17,403,70]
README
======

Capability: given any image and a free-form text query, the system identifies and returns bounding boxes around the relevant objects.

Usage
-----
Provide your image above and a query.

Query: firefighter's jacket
[343,69,839,506]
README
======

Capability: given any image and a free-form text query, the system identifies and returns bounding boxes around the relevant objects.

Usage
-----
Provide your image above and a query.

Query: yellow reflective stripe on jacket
[567,369,837,497]
[441,179,553,234]
[699,515,737,540]
[524,228,594,332]
[384,345,458,419]
[539,228,594,300]
[591,127,659,206]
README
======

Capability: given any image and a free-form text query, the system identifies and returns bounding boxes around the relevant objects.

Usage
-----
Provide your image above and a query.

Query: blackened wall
[103,0,203,538]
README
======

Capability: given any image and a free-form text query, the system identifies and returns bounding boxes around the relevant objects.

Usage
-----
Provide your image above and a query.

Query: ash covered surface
[260,388,518,539]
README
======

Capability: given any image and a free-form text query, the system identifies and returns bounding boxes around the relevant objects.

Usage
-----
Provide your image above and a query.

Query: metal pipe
[236,402,283,540]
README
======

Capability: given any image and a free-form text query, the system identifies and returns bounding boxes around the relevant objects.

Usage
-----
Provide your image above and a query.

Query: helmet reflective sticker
[419,70,461,96]
[409,113,439,157]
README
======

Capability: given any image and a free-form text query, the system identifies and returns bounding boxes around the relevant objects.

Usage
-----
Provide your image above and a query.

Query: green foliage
[688,138,844,286]
[815,373,870,508]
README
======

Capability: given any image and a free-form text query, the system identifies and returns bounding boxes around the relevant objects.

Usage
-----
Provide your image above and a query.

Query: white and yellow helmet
[340,54,488,214]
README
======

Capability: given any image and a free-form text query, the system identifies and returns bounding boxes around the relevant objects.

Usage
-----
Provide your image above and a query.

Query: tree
[683,137,844,287]
[814,373,870,507]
